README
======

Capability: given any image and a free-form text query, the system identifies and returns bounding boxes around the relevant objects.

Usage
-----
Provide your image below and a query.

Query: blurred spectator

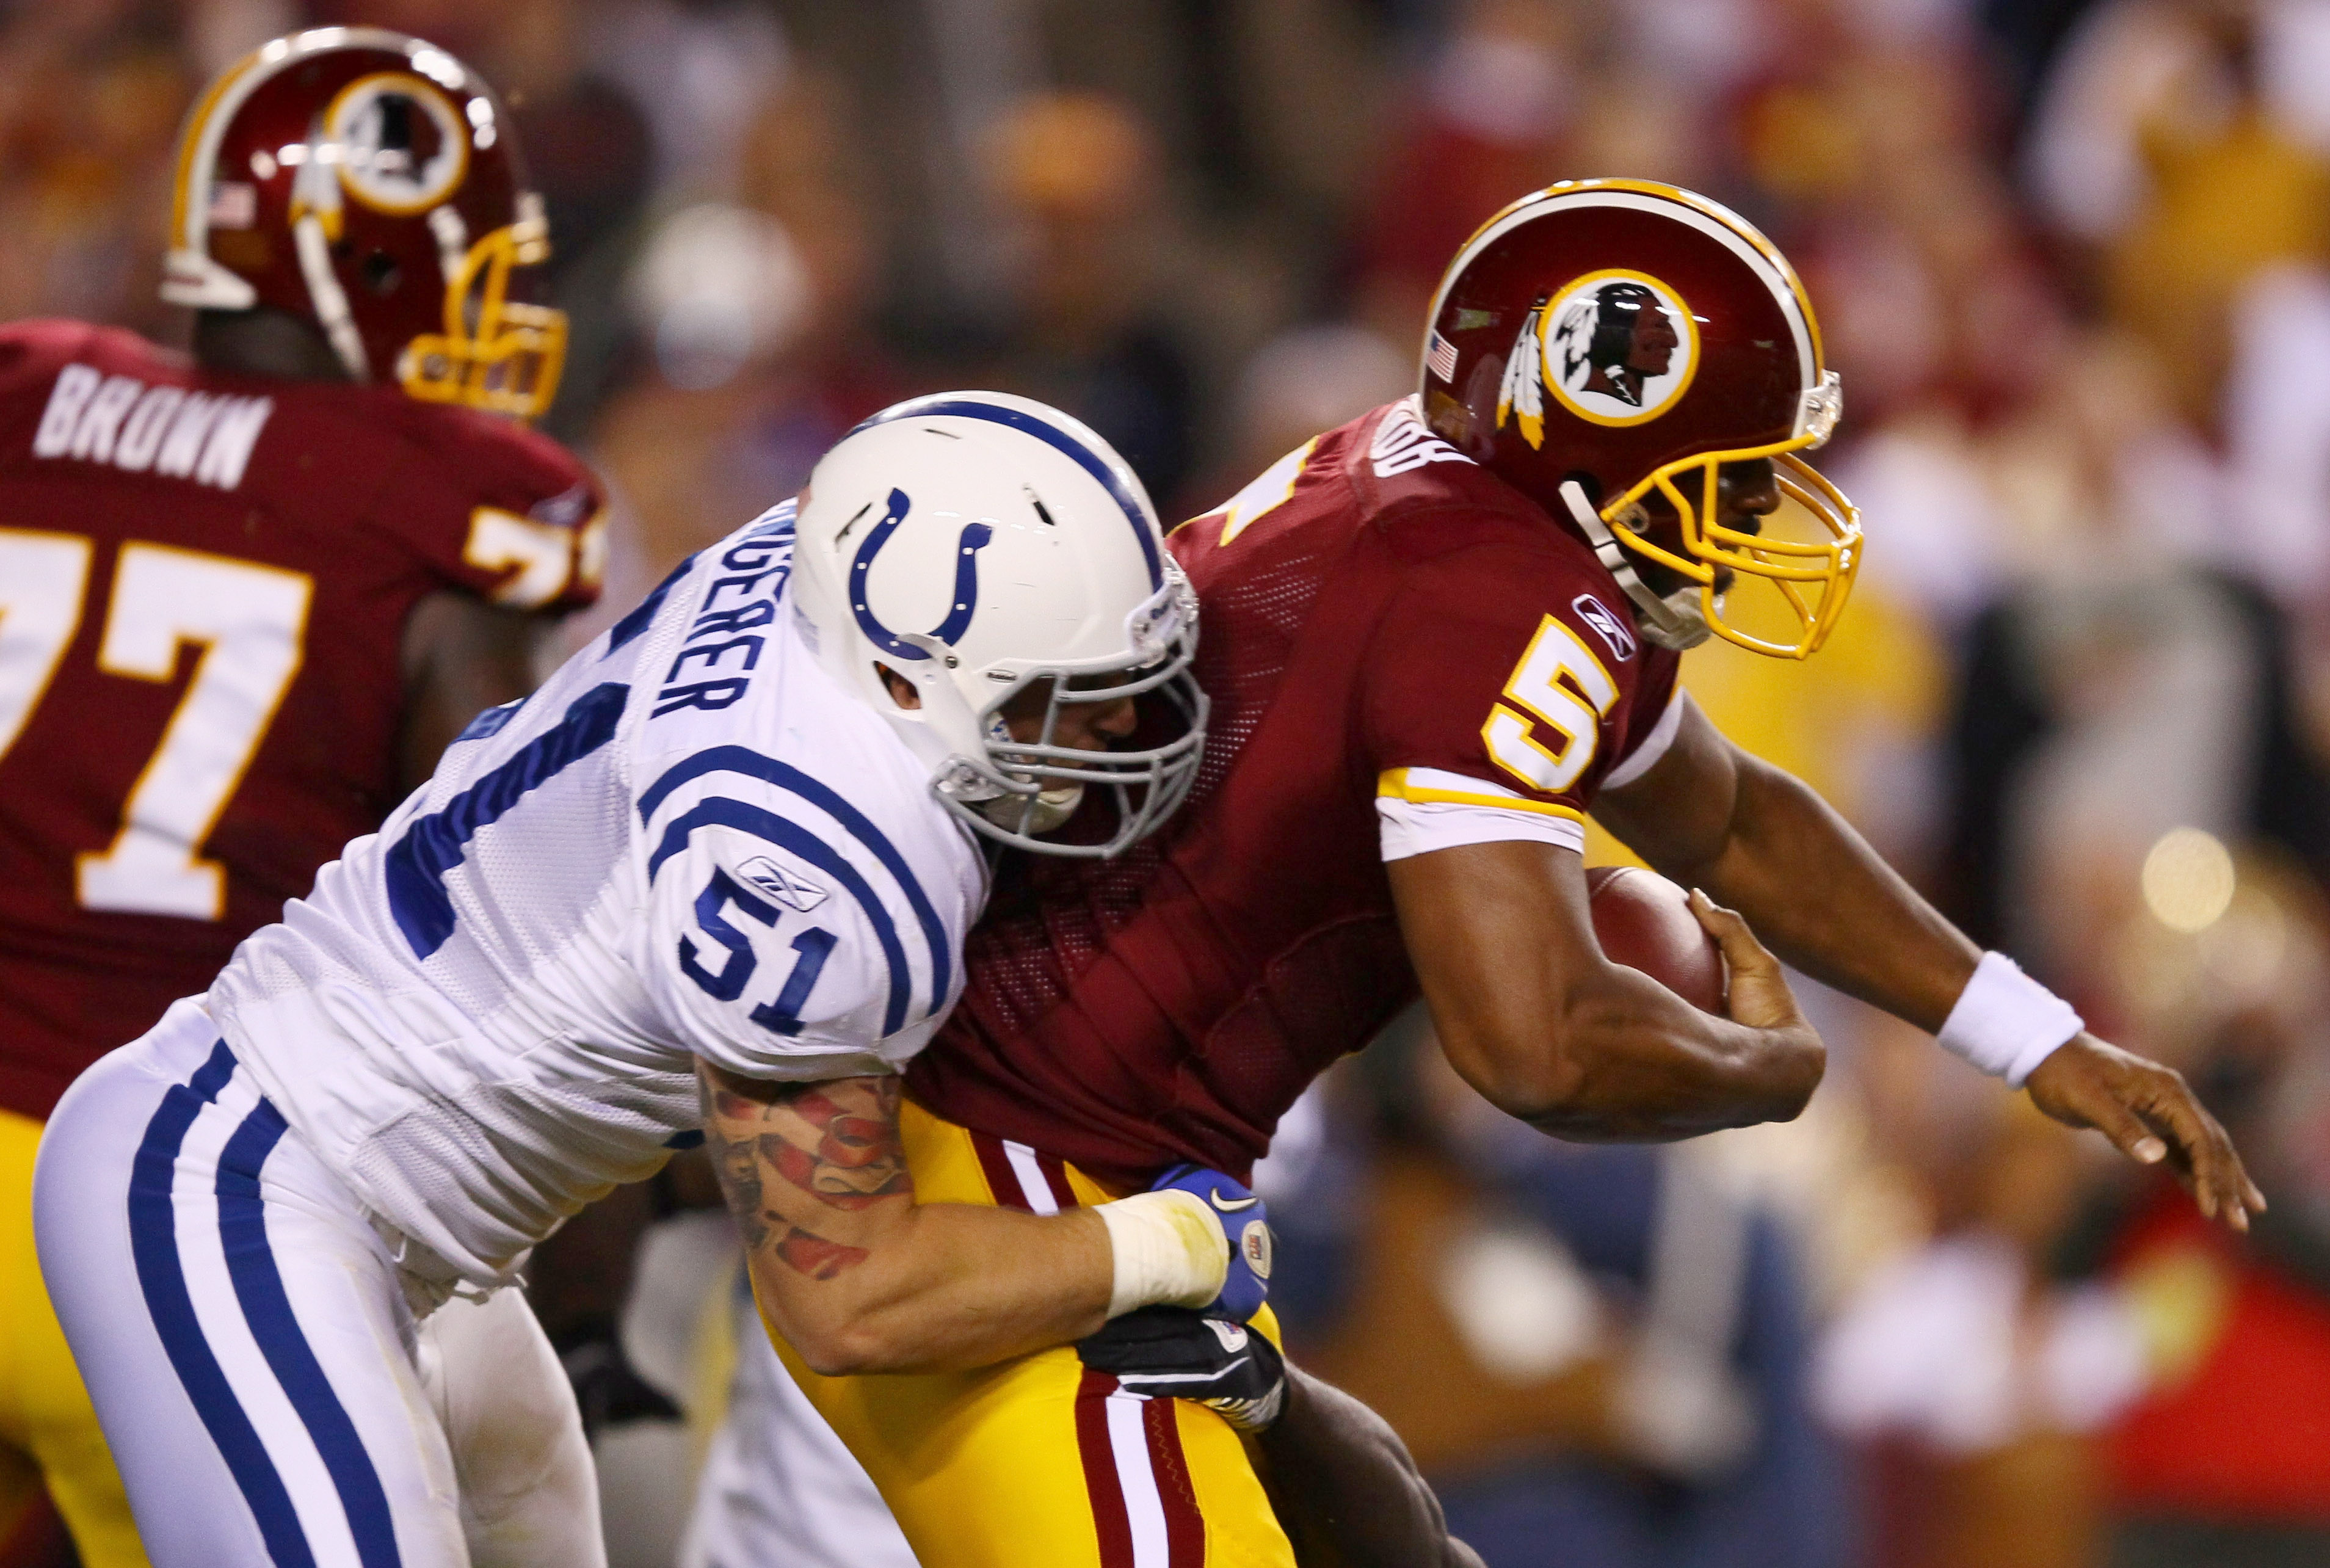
[1352,0,1585,342]
[592,0,793,201]
[979,89,1202,510]
[1178,319,1411,515]
[586,197,884,615]
[2075,854,2330,1567]
[583,53,906,636]
[2026,0,2330,427]
[0,7,194,338]
[1816,1089,2148,1568]
[1289,1020,1850,1568]
[1930,332,2330,975]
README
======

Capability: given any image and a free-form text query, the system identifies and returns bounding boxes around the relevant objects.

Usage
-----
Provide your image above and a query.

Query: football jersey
[0,320,604,1119]
[204,505,984,1284]
[906,397,1683,1189]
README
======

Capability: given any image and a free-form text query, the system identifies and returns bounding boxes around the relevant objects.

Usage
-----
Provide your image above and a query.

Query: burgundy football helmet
[1421,180,1860,658]
[162,27,565,419]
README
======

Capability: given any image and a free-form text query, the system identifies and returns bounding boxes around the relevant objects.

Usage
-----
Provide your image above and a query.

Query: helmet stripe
[170,45,269,248]
[847,397,1163,587]
[1423,181,1821,394]
[172,28,467,255]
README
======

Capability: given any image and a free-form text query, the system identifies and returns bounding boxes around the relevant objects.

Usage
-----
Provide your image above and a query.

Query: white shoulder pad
[635,733,978,1081]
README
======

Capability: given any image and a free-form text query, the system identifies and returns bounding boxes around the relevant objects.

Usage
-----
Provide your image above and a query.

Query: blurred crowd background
[13,0,2330,1565]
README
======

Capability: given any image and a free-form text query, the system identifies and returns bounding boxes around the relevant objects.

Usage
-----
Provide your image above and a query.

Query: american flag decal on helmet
[1426,330,1459,383]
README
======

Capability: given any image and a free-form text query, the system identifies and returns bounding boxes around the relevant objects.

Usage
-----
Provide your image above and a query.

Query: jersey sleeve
[1600,661,1685,789]
[1359,539,1660,863]
[639,771,960,1083]
[376,407,608,615]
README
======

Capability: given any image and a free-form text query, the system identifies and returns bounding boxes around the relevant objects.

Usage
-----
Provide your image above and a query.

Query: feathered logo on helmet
[1497,270,1702,443]
[1496,300,1547,448]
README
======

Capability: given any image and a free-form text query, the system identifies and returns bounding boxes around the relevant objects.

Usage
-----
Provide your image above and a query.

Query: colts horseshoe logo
[849,488,994,661]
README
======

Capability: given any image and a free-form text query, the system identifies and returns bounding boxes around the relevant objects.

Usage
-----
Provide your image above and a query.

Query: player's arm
[697,1062,1229,1375]
[1258,1366,1486,1568]
[397,590,559,788]
[1387,840,1823,1140]
[1591,692,2265,1227]
[1365,556,1822,1139]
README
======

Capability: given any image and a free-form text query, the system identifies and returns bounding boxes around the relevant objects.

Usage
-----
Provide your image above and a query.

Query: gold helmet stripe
[1421,180,1824,393]
[169,43,269,247]
[170,28,457,256]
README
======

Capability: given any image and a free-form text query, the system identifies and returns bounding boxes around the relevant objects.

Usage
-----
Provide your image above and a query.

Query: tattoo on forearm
[699,1069,912,1278]
[774,1225,871,1279]
[771,1080,912,1208]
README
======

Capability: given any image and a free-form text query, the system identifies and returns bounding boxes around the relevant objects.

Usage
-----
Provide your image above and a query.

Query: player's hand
[1078,1306,1288,1433]
[1688,890,1815,1039]
[1150,1164,1272,1321]
[2024,1033,2267,1232]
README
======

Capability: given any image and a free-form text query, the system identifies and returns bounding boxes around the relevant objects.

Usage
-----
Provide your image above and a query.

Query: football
[1586,865,1728,1015]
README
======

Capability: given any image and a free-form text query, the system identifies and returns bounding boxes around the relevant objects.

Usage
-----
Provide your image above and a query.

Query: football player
[0,29,603,1568]
[711,181,2263,1567]
[30,390,1276,1568]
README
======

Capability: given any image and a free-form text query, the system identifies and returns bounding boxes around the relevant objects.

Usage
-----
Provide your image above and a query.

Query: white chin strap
[1559,481,1710,653]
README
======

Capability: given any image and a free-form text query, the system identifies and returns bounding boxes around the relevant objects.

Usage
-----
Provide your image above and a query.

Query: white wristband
[1937,951,2083,1087]
[1094,1190,1227,1319]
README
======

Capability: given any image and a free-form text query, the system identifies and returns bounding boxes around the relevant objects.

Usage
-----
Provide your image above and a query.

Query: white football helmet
[791,392,1206,857]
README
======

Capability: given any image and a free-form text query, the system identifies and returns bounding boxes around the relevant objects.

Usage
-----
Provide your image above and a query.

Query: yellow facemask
[400,219,567,422]
[1600,372,1862,659]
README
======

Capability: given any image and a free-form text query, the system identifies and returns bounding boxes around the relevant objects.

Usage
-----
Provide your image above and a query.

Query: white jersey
[204,503,985,1283]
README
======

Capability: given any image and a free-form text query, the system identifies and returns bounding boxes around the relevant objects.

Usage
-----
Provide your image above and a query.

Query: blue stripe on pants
[128,1040,317,1568]
[217,1098,402,1568]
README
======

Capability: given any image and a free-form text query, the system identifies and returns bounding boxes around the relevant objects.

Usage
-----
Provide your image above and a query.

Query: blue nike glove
[1150,1163,1272,1322]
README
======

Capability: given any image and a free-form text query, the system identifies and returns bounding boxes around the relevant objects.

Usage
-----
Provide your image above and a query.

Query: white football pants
[679,1273,915,1568]
[33,999,604,1568]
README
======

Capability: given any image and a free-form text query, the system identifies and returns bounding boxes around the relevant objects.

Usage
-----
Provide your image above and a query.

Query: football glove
[1078,1306,1288,1434]
[1149,1163,1273,1321]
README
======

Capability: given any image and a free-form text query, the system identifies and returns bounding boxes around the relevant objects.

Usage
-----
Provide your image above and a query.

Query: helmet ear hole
[361,251,401,294]
[872,662,921,710]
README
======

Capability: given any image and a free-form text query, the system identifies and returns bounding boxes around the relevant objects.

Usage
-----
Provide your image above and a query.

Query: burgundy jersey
[907,399,1680,1188]
[0,320,603,1118]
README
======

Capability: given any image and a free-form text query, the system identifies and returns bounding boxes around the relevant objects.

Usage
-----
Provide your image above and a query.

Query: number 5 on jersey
[1484,614,1617,796]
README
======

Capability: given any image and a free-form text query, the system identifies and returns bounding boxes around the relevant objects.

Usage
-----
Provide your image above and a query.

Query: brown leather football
[1586,865,1727,1015]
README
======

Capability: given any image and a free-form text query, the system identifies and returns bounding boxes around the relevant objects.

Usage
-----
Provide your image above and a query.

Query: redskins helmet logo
[1498,270,1700,443]
[324,73,470,215]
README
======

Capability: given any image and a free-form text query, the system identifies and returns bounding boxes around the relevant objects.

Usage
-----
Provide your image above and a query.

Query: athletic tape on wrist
[1094,1190,1227,1319]
[1936,951,2083,1087]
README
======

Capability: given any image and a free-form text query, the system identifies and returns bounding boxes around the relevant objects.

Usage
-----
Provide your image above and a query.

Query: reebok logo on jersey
[1573,594,1636,662]
[32,364,273,490]
[737,855,827,913]
[1209,1187,1260,1213]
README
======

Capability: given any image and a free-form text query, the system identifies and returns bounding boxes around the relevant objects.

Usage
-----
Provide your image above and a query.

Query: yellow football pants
[765,1103,1296,1568]
[0,1108,148,1567]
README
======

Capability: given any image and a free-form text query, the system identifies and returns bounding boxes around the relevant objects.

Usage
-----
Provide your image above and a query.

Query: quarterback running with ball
[692,181,2263,1568]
